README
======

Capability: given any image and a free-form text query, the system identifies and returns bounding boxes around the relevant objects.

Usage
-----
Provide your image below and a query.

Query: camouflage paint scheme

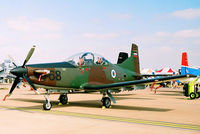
[26,44,140,92]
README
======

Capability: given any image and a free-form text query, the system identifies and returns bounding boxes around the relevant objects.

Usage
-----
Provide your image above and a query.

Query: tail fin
[181,52,188,75]
[118,43,140,74]
[181,52,189,66]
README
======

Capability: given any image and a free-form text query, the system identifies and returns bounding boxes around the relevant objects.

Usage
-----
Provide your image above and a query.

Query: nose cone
[10,67,27,76]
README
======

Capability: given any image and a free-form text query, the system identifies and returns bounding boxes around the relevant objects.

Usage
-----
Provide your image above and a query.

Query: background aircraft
[3,44,191,110]
[181,52,200,77]
[180,52,200,99]
[0,66,3,82]
[181,52,200,84]
[0,59,15,83]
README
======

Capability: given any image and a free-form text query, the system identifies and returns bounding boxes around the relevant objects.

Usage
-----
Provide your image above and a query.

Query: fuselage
[26,61,140,89]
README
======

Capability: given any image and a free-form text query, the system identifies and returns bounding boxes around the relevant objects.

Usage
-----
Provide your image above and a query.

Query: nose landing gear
[43,91,52,110]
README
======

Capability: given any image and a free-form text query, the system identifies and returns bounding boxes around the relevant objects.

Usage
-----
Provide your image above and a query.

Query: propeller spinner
[3,45,39,101]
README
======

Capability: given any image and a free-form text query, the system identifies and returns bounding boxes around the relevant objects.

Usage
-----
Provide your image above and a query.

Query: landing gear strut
[101,90,116,108]
[43,90,52,110]
[59,94,68,105]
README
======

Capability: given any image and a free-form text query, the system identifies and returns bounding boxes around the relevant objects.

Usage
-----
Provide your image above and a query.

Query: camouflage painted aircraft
[4,44,191,110]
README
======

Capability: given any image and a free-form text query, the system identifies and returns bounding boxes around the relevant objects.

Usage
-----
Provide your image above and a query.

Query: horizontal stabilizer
[181,66,200,76]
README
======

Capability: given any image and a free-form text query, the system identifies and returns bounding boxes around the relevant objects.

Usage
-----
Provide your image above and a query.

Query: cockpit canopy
[65,52,110,66]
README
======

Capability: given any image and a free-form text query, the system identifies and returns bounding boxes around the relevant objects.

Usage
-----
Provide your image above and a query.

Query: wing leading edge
[83,75,193,90]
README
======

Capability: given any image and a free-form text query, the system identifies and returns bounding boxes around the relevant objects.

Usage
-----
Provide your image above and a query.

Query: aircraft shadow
[115,97,155,101]
[11,98,172,112]
[157,93,183,96]
[156,90,184,96]
[156,93,183,96]
[113,93,136,96]
[158,90,183,93]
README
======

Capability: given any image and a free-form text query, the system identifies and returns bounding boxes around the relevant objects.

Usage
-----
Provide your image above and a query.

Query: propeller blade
[3,76,20,101]
[23,75,40,94]
[9,76,20,94]
[7,55,18,67]
[22,45,36,67]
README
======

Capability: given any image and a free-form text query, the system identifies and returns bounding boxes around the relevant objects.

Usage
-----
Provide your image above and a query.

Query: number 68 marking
[49,70,61,81]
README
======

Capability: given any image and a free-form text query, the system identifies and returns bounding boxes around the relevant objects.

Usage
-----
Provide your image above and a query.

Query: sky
[0,0,200,70]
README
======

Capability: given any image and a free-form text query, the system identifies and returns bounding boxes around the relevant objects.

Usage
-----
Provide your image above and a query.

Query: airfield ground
[0,84,200,134]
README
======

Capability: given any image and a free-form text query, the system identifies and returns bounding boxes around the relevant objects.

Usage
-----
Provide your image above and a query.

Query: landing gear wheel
[59,94,68,105]
[190,93,196,100]
[102,97,111,108]
[196,92,200,99]
[43,100,52,110]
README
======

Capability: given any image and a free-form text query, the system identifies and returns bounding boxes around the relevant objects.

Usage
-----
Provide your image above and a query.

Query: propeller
[3,45,38,101]
[7,55,18,67]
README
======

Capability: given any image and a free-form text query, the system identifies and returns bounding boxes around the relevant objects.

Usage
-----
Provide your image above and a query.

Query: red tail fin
[181,52,189,66]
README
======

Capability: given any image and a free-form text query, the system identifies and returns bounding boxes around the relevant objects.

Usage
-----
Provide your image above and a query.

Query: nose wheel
[43,100,52,110]
[43,90,52,110]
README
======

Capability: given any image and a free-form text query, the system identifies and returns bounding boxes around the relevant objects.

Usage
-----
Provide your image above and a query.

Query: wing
[82,74,192,90]
[0,69,3,73]
[142,74,173,77]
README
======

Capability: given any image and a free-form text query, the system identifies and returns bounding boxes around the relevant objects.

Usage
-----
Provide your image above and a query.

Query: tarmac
[0,84,200,134]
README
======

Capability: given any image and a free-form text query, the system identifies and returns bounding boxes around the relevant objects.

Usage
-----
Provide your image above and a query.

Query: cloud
[83,33,120,39]
[132,28,200,69]
[111,13,132,20]
[140,46,179,69]
[171,8,200,19]
[174,29,200,38]
[4,16,64,40]
[156,32,170,37]
[7,16,63,32]
[24,33,63,40]
[133,29,200,46]
[0,36,10,46]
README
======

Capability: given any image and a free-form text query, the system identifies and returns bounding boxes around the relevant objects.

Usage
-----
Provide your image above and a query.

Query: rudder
[131,44,140,74]
[181,52,189,75]
[181,52,189,66]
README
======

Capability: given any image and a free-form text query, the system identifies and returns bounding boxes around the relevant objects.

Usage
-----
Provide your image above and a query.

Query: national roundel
[111,69,116,78]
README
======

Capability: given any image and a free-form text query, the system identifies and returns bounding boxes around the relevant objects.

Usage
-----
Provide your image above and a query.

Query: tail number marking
[49,70,62,81]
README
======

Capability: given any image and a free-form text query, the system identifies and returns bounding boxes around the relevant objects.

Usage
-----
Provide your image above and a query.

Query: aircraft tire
[102,97,111,108]
[196,92,200,99]
[43,101,52,110]
[189,93,196,100]
[59,94,68,105]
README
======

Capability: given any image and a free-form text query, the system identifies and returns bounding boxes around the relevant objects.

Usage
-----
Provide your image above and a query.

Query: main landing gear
[59,94,68,105]
[101,97,111,108]
[101,90,116,108]
[43,90,69,110]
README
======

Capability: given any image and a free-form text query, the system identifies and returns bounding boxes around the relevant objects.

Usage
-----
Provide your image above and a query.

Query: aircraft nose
[10,67,27,76]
